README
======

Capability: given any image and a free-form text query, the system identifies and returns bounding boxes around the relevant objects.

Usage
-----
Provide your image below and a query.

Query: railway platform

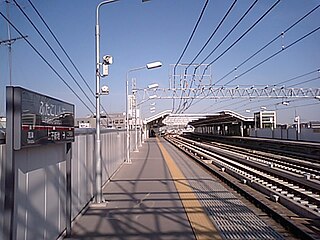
[65,137,285,240]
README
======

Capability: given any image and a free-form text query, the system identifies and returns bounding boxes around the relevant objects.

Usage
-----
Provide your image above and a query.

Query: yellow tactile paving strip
[157,137,222,240]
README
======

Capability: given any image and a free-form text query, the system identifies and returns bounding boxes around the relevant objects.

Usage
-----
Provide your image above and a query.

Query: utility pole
[6,0,12,86]
[0,36,28,86]
[1,0,27,86]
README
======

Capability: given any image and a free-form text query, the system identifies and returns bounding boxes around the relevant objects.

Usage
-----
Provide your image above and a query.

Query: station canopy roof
[144,110,253,128]
[144,111,211,128]
[189,110,254,128]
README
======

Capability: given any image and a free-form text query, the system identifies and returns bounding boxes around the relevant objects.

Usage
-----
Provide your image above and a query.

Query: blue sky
[0,0,319,124]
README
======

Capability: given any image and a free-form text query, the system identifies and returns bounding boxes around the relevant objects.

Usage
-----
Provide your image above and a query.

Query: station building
[254,111,276,129]
[75,113,126,129]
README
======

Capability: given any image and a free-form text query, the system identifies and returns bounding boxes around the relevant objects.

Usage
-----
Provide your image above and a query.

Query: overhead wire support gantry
[135,86,320,100]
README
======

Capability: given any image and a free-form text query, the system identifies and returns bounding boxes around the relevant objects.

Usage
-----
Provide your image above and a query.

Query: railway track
[165,134,320,239]
[187,133,320,162]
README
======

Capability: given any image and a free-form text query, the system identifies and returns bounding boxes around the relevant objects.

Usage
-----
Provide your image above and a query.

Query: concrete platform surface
[65,137,284,240]
[66,138,196,240]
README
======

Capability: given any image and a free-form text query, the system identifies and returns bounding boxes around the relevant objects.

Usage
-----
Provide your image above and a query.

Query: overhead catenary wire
[224,25,320,86]
[172,0,209,112]
[238,98,320,113]
[183,3,319,113]
[287,76,320,88]
[274,68,320,86]
[197,0,259,68]
[174,0,209,70]
[199,0,281,81]
[186,0,238,69]
[271,101,320,110]
[179,0,258,113]
[0,11,94,114]
[176,0,239,114]
[216,4,320,85]
[179,0,280,113]
[176,0,237,113]
[200,98,248,113]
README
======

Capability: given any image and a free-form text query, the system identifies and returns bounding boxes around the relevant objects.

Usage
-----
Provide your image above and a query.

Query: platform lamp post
[133,81,159,149]
[126,61,162,163]
[95,0,153,204]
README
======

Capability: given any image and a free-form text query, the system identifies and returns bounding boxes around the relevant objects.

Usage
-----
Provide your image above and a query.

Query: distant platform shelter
[189,110,254,137]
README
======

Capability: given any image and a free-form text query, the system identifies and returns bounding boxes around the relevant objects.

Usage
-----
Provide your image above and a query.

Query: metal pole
[95,0,119,204]
[134,80,139,152]
[65,143,72,237]
[125,62,161,160]
[135,94,138,151]
[95,8,102,204]
[6,0,12,86]
[126,66,145,160]
[125,77,131,163]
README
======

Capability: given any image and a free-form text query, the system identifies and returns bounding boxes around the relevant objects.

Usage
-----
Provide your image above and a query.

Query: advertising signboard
[7,86,75,149]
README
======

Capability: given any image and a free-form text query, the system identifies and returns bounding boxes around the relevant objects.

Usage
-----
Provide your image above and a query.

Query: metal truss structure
[137,86,320,100]
[134,64,319,113]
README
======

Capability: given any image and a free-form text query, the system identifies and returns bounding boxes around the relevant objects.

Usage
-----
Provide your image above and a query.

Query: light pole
[95,0,122,204]
[126,61,162,162]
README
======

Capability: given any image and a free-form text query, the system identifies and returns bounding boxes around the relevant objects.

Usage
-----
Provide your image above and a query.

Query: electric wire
[175,0,238,114]
[274,68,320,86]
[287,76,320,88]
[0,11,94,114]
[202,5,320,113]
[176,0,238,113]
[198,0,258,67]
[179,0,280,113]
[196,70,320,113]
[201,98,247,113]
[172,0,209,112]
[13,0,95,110]
[240,99,319,113]
[224,25,320,86]
[272,101,320,110]
[216,4,320,85]
[179,0,258,113]
[174,0,209,70]
[27,0,94,98]
[184,4,319,113]
[27,0,112,120]
[202,0,281,76]
[186,0,238,69]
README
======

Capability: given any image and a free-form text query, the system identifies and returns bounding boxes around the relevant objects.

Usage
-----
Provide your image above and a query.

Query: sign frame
[7,86,75,150]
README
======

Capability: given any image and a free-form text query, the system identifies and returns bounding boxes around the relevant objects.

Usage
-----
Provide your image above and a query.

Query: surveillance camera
[101,85,109,95]
[102,55,113,65]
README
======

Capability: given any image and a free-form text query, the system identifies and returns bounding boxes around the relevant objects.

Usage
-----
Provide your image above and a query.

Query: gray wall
[250,128,320,142]
[0,129,130,240]
[0,144,5,240]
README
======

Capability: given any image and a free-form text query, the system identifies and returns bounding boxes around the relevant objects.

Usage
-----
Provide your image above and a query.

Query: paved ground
[66,138,196,240]
[66,137,284,240]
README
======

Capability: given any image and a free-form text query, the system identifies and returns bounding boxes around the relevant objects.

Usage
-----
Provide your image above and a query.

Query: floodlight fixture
[148,83,159,89]
[146,61,162,69]
[149,94,157,99]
